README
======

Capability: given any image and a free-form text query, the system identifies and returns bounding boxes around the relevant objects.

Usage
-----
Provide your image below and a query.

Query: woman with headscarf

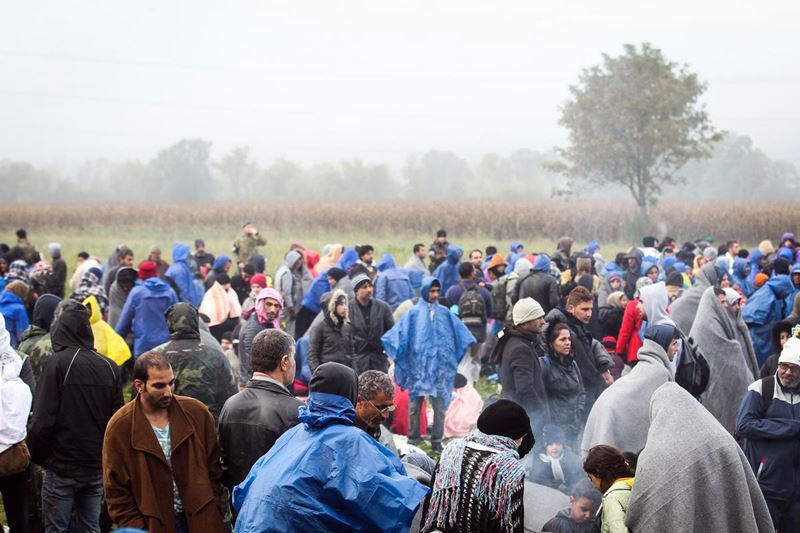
[29,260,53,297]
[625,383,773,532]
[422,399,534,533]
[0,314,34,533]
[669,262,719,335]
[307,290,354,373]
[108,266,138,329]
[234,362,428,532]
[583,445,635,533]
[599,291,627,340]
[542,322,586,449]
[69,267,109,317]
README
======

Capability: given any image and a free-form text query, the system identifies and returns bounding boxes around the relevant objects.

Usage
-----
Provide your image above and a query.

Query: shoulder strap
[761,375,775,416]
[541,355,552,372]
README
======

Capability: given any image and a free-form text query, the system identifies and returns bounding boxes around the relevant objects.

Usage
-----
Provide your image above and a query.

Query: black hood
[50,300,94,352]
[310,362,358,406]
[33,293,62,331]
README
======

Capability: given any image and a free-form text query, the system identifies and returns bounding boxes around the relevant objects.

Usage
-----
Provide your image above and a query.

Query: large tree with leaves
[551,43,724,214]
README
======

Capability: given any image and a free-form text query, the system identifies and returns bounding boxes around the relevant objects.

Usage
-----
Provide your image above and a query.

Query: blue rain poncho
[233,391,428,533]
[382,276,475,406]
[165,243,201,307]
[742,274,794,365]
[374,254,413,311]
[432,245,463,296]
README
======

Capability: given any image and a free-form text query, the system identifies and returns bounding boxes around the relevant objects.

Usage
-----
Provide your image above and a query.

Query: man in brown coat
[102,351,226,533]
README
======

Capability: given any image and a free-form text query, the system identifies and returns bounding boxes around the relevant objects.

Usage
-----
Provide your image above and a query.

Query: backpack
[491,277,509,321]
[676,333,711,399]
[760,375,775,416]
[458,282,487,343]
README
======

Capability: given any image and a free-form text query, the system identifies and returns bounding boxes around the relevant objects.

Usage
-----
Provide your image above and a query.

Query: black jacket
[597,305,624,340]
[26,301,123,477]
[514,270,561,314]
[542,354,586,445]
[348,298,394,374]
[528,447,585,493]
[307,316,354,373]
[238,314,271,384]
[495,327,550,439]
[218,379,302,489]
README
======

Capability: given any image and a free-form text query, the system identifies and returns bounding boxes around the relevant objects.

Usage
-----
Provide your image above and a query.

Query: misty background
[1,1,798,203]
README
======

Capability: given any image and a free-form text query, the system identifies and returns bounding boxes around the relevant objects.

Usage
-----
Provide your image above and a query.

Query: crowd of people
[1,223,799,532]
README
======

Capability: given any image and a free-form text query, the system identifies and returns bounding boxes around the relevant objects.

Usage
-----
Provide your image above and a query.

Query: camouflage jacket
[152,303,239,419]
[232,232,266,265]
[17,325,53,382]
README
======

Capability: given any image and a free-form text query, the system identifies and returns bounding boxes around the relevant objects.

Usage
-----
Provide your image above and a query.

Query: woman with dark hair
[583,444,635,533]
[542,322,586,449]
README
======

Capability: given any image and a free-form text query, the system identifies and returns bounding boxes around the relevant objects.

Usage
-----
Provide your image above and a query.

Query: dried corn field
[4,201,799,244]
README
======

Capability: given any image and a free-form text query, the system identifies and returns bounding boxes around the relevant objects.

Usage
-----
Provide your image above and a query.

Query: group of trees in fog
[2,43,798,205]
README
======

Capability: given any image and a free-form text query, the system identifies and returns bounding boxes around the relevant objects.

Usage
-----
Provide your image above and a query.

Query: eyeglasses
[366,397,396,415]
[778,363,800,375]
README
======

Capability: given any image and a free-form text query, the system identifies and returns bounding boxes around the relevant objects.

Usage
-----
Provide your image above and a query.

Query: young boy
[542,479,602,533]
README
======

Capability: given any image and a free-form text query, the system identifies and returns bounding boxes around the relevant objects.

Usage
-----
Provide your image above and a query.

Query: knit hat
[779,337,800,367]
[755,272,770,288]
[454,373,468,389]
[542,424,566,446]
[478,399,534,451]
[327,267,347,283]
[5,280,29,299]
[138,261,158,280]
[249,274,267,288]
[351,273,372,291]
[512,297,545,326]
[88,267,103,282]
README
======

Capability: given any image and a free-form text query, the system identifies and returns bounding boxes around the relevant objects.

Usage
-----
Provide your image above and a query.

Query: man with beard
[354,370,398,454]
[103,351,225,533]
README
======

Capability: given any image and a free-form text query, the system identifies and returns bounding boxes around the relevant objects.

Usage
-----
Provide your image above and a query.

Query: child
[528,425,584,494]
[542,479,602,533]
[443,373,484,438]
[583,444,636,533]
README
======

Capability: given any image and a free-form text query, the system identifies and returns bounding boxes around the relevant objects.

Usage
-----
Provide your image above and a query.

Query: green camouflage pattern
[17,325,54,381]
[232,232,266,265]
[153,303,239,419]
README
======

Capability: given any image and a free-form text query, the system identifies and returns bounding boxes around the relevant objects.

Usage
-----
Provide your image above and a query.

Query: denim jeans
[41,469,103,533]
[408,395,446,444]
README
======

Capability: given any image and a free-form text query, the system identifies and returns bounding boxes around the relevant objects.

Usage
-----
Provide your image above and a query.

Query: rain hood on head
[33,293,61,331]
[446,245,463,265]
[284,250,303,269]
[533,253,551,272]
[50,300,94,352]
[171,243,190,263]
[212,254,230,272]
[376,253,396,272]
[421,276,440,303]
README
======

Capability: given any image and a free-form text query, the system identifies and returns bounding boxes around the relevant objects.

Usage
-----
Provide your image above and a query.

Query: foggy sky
[1,1,798,170]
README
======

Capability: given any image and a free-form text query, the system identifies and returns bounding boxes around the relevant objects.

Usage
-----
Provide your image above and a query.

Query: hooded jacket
[432,245,464,297]
[275,250,305,313]
[0,290,29,348]
[622,250,643,300]
[628,383,773,533]
[109,266,138,329]
[581,338,673,456]
[669,262,719,334]
[165,243,202,307]
[0,314,32,453]
[153,304,238,420]
[308,291,354,373]
[233,369,428,532]
[84,295,132,366]
[382,276,475,406]
[374,254,413,311]
[27,301,123,476]
[513,254,561,314]
[115,277,179,357]
[742,275,794,366]
[17,294,60,381]
[732,257,755,297]
[300,248,359,315]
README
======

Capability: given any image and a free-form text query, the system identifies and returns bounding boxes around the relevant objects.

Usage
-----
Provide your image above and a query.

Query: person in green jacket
[584,445,635,533]
[233,220,266,266]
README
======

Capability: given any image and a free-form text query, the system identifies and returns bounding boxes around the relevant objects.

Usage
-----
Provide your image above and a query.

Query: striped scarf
[423,429,525,532]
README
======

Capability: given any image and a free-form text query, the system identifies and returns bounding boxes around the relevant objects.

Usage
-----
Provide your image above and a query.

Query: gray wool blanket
[523,481,570,533]
[626,382,774,533]
[690,287,757,433]
[580,339,673,456]
[669,263,718,334]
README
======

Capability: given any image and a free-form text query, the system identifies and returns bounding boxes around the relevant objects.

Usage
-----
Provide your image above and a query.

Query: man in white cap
[736,332,800,530]
[490,297,551,441]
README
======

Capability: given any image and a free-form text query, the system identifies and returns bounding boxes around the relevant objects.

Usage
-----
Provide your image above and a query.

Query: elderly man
[219,329,301,491]
[103,352,225,533]
[737,334,800,531]
[355,370,398,454]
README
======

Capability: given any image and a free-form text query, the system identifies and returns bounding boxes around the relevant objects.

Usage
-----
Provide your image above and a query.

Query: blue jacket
[301,248,359,314]
[382,276,475,406]
[0,291,29,348]
[736,376,800,502]
[293,336,312,386]
[432,245,463,296]
[787,264,800,317]
[233,391,428,532]
[731,257,755,297]
[165,244,202,307]
[115,278,178,357]
[742,275,794,366]
[374,254,413,311]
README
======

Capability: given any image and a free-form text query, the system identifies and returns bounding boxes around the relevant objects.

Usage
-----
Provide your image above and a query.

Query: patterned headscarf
[70,270,109,315]
[254,288,284,328]
[7,260,29,283]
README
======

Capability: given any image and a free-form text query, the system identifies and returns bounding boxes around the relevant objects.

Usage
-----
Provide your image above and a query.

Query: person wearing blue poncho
[382,276,475,452]
[432,245,463,296]
[233,362,428,533]
[743,274,795,366]
[374,253,413,311]
[165,243,202,307]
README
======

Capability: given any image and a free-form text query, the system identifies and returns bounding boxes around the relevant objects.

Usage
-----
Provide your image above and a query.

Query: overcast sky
[1,1,798,170]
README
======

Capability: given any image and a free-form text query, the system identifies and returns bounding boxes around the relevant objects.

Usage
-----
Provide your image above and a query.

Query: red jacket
[616,298,643,364]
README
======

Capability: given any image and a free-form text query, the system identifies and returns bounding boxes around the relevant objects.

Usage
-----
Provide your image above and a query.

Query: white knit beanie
[512,298,545,326]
